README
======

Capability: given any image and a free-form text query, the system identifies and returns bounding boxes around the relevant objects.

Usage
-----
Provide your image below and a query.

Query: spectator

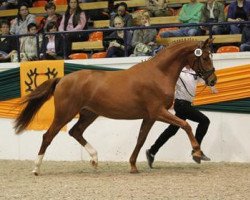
[160,0,203,38]
[17,0,34,7]
[84,0,110,21]
[227,0,250,34]
[110,2,133,27]
[131,11,158,56]
[40,21,64,60]
[240,15,250,51]
[10,3,36,35]
[0,20,17,62]
[0,0,18,10]
[200,0,226,35]
[105,16,133,57]
[145,0,172,17]
[38,1,62,33]
[20,23,42,61]
[58,0,88,57]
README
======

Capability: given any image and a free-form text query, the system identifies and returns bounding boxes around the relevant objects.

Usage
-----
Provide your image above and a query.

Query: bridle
[192,48,215,83]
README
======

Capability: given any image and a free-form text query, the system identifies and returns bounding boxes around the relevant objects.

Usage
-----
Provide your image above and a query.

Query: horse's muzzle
[207,76,217,86]
[209,79,217,86]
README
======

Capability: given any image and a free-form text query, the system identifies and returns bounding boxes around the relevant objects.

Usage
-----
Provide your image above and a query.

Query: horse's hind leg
[69,109,99,168]
[32,118,67,176]
[130,119,155,173]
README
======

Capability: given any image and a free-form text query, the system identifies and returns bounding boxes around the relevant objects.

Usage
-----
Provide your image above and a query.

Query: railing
[1,20,249,62]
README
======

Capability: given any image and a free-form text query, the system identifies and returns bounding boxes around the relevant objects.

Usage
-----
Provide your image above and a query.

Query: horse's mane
[143,38,200,62]
[167,38,199,48]
[150,38,198,59]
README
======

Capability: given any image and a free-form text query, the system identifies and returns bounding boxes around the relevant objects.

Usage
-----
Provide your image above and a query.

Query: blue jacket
[227,0,250,20]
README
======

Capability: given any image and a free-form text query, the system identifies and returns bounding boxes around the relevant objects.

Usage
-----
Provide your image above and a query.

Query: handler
[146,65,217,168]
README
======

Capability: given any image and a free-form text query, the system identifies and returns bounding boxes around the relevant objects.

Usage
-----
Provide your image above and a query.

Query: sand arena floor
[0,160,249,200]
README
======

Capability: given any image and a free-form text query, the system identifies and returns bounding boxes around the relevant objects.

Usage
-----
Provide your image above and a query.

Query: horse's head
[187,38,217,86]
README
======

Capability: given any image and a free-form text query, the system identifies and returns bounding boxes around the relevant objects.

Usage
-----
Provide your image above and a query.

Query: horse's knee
[181,121,192,132]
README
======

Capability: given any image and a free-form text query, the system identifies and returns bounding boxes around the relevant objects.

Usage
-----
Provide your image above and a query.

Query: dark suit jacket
[40,34,64,58]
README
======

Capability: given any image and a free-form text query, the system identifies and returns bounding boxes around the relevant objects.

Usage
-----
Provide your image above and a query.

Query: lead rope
[179,77,207,97]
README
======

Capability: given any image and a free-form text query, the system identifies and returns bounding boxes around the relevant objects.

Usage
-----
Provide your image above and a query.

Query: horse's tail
[14,78,61,134]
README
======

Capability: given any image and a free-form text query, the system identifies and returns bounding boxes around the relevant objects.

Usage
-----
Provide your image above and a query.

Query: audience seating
[69,53,89,59]
[157,27,179,38]
[53,0,68,5]
[88,31,103,41]
[0,0,225,18]
[0,0,243,60]
[35,16,44,26]
[33,1,47,7]
[93,16,180,28]
[91,52,107,59]
[216,45,240,53]
[72,41,104,51]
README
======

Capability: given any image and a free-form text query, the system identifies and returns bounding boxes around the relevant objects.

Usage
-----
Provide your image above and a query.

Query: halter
[192,48,215,82]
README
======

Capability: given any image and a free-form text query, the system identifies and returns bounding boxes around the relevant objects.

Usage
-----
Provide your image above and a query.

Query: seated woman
[227,0,250,34]
[131,11,158,56]
[40,21,64,60]
[105,16,133,58]
[20,23,42,61]
[10,3,36,35]
[38,2,62,33]
[200,0,226,35]
[110,2,133,27]
[58,0,88,57]
[160,0,203,38]
[145,0,172,17]
[0,20,17,63]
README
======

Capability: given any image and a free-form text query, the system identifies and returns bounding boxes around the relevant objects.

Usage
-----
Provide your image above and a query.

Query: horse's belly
[85,98,147,119]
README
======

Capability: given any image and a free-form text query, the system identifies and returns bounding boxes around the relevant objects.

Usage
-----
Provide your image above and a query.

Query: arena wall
[0,53,250,163]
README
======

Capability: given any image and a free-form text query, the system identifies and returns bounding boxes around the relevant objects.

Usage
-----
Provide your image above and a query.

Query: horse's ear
[202,38,214,48]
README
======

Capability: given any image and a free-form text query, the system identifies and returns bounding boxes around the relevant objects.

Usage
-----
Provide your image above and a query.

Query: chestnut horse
[14,38,217,175]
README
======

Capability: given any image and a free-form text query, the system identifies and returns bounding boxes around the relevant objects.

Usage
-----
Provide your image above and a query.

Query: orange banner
[194,64,250,105]
[20,60,64,130]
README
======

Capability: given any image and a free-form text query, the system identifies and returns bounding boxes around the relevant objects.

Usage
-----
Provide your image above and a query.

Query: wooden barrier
[72,41,104,51]
[72,34,241,51]
[93,16,180,28]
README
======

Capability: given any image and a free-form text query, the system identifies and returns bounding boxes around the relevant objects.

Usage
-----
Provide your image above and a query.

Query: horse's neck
[153,42,195,83]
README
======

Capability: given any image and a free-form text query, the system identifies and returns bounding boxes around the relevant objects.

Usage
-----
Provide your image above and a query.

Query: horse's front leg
[130,119,155,173]
[157,108,202,163]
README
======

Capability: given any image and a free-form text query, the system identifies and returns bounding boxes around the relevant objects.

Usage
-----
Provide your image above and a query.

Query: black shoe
[146,149,154,169]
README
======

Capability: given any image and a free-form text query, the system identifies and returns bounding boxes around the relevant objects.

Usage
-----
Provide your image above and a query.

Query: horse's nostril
[210,80,216,86]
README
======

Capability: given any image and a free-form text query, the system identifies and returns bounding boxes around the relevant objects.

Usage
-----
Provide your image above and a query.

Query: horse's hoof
[32,170,40,176]
[192,156,201,164]
[90,160,98,169]
[130,168,139,173]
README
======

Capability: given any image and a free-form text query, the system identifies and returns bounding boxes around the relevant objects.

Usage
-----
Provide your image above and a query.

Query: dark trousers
[149,99,210,155]
[106,46,125,58]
